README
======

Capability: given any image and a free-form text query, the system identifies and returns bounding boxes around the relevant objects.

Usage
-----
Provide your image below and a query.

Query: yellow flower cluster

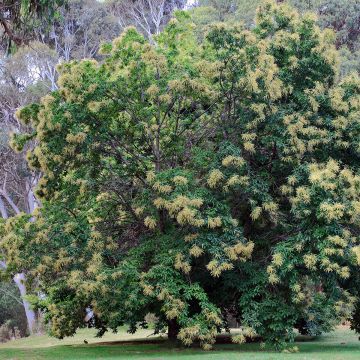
[174,253,191,274]
[134,206,144,216]
[329,88,349,113]
[334,292,356,320]
[207,169,224,188]
[177,208,203,227]
[207,217,222,228]
[268,272,280,284]
[263,201,279,221]
[206,259,234,277]
[291,282,305,304]
[178,312,219,349]
[141,283,155,296]
[280,185,292,195]
[87,100,108,113]
[159,291,185,321]
[320,256,350,278]
[142,48,167,73]
[152,181,172,194]
[144,216,157,229]
[146,84,160,98]
[203,309,222,326]
[163,196,203,212]
[96,192,111,202]
[250,103,267,123]
[303,254,317,270]
[199,332,217,350]
[222,155,245,167]
[178,325,201,346]
[189,245,204,258]
[232,327,256,344]
[272,253,283,267]
[287,175,297,185]
[146,171,156,183]
[250,206,262,220]
[309,160,340,190]
[225,175,249,188]
[117,207,128,225]
[152,195,205,227]
[224,241,254,262]
[243,142,255,153]
[328,235,348,247]
[352,246,360,265]
[172,175,188,185]
[66,132,87,144]
[319,202,345,221]
[291,186,311,206]
[168,77,212,97]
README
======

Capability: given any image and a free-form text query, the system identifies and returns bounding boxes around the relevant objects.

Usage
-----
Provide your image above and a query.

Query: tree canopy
[1,0,360,351]
[0,0,65,49]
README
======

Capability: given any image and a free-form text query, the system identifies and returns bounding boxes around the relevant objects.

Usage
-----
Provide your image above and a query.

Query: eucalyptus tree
[37,0,121,61]
[0,41,58,334]
[107,0,186,43]
[0,0,65,50]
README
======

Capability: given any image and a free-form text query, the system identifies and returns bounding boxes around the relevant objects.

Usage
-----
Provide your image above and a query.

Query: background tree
[0,0,65,51]
[38,0,120,61]
[107,0,186,43]
[0,41,57,334]
[0,281,28,339]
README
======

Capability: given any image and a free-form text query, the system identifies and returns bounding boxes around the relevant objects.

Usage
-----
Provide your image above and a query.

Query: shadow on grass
[0,328,359,360]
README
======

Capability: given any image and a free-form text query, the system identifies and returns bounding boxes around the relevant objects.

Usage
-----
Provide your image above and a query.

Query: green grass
[0,327,359,360]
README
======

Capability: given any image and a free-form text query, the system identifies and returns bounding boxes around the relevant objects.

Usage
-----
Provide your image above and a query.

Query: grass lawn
[0,327,359,360]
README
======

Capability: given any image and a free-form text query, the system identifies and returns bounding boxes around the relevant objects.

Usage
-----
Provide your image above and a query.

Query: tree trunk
[13,273,37,334]
[167,319,180,341]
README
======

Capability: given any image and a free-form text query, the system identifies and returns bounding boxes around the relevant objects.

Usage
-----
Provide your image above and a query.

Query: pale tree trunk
[26,179,38,214]
[0,194,38,335]
[13,273,37,334]
[0,196,7,218]
[0,259,37,335]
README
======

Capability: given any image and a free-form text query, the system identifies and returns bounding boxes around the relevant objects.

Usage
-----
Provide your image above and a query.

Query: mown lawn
[0,327,359,360]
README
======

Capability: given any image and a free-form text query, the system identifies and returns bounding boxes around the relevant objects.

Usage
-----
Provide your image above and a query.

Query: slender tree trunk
[1,195,37,334]
[13,273,37,334]
[27,186,36,214]
[167,319,180,341]
[0,197,8,218]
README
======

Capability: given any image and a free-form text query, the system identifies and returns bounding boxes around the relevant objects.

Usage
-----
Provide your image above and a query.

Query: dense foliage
[0,0,65,48]
[191,0,360,76]
[1,0,360,350]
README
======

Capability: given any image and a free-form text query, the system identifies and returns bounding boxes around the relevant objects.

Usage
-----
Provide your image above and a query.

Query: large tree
[2,0,360,350]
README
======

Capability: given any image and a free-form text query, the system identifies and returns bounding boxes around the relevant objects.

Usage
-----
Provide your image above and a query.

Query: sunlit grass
[0,326,359,360]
